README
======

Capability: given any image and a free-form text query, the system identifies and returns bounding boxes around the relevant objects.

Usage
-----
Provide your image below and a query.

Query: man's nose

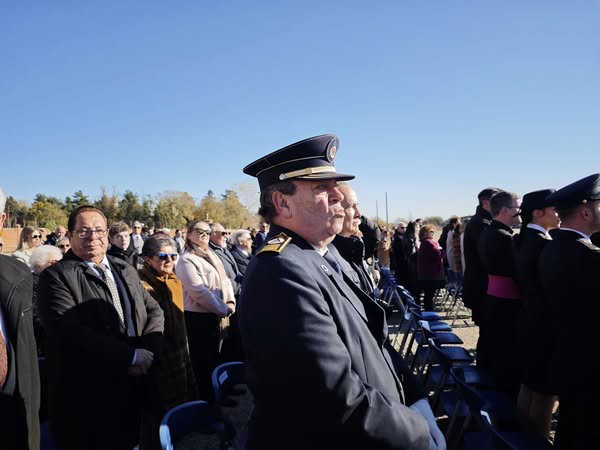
[330,186,344,203]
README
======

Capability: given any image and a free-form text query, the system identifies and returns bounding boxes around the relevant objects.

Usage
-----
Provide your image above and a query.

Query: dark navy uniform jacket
[239,225,430,450]
[513,226,556,394]
[539,230,600,450]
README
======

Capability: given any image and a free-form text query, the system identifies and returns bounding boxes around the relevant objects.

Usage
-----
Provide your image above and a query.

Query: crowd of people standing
[3,141,600,450]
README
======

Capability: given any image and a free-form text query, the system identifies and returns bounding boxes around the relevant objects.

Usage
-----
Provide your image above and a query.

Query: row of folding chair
[378,270,555,449]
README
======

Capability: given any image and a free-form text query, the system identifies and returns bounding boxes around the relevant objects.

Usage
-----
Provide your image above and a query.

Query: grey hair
[0,187,6,214]
[230,229,252,247]
[29,245,63,273]
[142,233,177,257]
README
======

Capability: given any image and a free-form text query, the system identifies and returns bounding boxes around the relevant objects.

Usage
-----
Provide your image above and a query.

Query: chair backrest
[211,361,252,450]
[478,409,514,450]
[450,366,489,425]
[159,400,223,450]
[211,361,246,401]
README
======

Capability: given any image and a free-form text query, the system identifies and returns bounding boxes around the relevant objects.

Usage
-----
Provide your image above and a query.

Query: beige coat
[176,247,235,316]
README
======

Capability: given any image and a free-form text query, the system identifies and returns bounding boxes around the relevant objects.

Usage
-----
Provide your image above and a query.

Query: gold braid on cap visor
[279,166,337,181]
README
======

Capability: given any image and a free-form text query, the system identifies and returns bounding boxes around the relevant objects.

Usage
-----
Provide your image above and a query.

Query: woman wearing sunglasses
[176,219,236,402]
[137,233,198,449]
[12,226,44,266]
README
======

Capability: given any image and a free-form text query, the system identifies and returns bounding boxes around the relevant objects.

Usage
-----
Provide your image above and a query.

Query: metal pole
[385,192,389,228]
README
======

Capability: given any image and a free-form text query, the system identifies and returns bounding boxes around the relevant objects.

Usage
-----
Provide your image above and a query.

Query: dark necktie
[323,251,343,276]
[95,263,125,324]
[0,332,7,388]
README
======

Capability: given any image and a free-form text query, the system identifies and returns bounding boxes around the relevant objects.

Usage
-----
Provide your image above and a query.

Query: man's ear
[581,205,593,221]
[272,191,292,219]
[66,230,73,239]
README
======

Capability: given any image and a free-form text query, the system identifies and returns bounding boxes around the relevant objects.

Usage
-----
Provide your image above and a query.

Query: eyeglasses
[58,244,71,249]
[75,228,108,239]
[214,231,230,237]
[194,228,211,236]
[32,235,42,239]
[157,253,178,261]
[133,226,141,229]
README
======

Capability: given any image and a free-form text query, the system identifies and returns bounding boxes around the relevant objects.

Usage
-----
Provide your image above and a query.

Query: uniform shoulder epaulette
[580,238,600,251]
[257,233,292,255]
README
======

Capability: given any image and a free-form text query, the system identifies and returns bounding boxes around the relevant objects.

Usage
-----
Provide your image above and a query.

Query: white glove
[409,398,447,450]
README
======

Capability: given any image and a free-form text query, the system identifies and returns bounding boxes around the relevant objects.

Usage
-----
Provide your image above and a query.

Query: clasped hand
[128,348,154,377]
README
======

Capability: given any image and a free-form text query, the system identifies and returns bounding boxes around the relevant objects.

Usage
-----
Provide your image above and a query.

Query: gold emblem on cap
[326,137,339,162]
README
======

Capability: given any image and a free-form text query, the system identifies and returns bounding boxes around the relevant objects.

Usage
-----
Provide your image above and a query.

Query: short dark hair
[557,204,586,222]
[478,187,502,205]
[68,206,107,232]
[258,180,297,223]
[490,191,519,217]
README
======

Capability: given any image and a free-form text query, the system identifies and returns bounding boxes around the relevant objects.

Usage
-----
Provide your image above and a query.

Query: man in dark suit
[240,135,435,450]
[0,187,40,450]
[539,174,600,450]
[209,223,243,297]
[39,205,164,450]
[462,187,501,325]
[477,190,522,398]
[252,222,269,254]
[513,188,559,438]
[209,222,244,361]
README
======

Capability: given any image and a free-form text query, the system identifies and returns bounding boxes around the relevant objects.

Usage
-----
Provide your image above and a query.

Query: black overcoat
[239,226,430,450]
[38,251,164,450]
[462,205,492,323]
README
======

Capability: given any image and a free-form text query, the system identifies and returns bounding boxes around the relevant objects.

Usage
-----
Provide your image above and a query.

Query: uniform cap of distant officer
[546,173,600,212]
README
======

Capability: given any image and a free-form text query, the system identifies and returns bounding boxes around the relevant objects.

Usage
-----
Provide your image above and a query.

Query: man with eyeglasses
[38,205,164,450]
[0,186,40,450]
[477,190,522,398]
[240,135,433,450]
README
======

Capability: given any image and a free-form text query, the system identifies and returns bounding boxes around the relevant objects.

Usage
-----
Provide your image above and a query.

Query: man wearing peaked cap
[239,135,435,449]
[537,173,600,449]
[512,188,560,439]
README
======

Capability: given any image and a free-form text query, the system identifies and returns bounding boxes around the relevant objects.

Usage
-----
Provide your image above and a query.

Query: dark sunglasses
[215,231,230,237]
[32,235,42,239]
[58,244,70,249]
[157,253,178,261]
[193,228,210,236]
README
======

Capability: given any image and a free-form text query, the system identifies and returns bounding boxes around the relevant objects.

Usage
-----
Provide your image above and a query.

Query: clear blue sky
[2,1,599,223]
